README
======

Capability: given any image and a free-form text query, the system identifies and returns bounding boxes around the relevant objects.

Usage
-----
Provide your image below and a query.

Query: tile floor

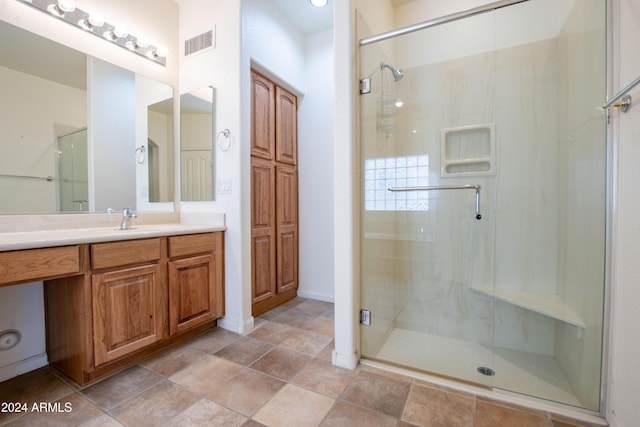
[0,297,603,427]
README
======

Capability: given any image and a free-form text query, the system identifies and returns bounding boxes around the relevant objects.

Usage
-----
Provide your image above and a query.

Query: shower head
[380,62,403,81]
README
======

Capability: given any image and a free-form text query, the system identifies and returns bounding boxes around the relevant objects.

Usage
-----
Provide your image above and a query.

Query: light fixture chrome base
[17,0,166,66]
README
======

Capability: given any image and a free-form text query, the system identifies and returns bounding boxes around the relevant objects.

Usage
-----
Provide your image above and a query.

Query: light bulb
[88,13,104,27]
[113,25,128,39]
[135,36,149,49]
[310,0,328,6]
[155,45,168,58]
[79,12,104,30]
[57,0,75,13]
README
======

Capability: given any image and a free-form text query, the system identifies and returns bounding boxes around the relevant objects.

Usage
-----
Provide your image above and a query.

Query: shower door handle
[387,184,482,220]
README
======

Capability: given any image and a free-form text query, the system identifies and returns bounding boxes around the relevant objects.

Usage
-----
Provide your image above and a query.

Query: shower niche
[440,123,495,177]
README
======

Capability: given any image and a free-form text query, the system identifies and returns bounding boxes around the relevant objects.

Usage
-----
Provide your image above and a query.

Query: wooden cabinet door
[92,264,162,366]
[251,157,277,305]
[275,86,297,165]
[251,71,275,160]
[168,254,220,334]
[276,165,298,293]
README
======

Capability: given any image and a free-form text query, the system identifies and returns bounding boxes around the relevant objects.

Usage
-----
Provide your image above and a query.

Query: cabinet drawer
[0,246,81,286]
[91,238,161,270]
[169,233,217,258]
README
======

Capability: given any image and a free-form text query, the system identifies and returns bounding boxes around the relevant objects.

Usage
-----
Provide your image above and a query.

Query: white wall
[88,58,136,211]
[0,65,86,213]
[607,0,640,424]
[298,28,335,303]
[178,0,246,332]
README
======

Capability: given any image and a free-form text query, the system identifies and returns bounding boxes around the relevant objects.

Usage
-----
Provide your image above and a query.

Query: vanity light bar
[17,0,167,66]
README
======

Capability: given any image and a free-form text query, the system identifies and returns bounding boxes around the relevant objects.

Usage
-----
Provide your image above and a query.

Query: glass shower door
[358,10,498,387]
[358,0,607,411]
[57,128,88,212]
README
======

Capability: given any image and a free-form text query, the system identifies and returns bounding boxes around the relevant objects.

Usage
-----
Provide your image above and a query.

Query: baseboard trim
[0,353,48,383]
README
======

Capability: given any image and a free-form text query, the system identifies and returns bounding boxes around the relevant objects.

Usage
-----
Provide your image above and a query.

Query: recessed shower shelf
[470,285,585,329]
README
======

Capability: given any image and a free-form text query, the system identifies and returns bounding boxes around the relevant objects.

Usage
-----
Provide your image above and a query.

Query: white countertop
[0,224,225,251]
[0,212,226,251]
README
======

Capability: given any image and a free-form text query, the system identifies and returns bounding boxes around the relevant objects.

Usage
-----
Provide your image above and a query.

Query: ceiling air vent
[184,29,215,57]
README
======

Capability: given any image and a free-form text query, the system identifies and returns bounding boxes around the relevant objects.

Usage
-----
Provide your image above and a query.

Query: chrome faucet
[120,207,137,230]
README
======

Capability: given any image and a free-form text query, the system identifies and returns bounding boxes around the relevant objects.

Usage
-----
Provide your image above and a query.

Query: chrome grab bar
[0,173,54,182]
[388,184,482,220]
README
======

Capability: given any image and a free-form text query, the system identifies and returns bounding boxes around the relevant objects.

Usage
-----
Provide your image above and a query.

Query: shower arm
[388,184,482,220]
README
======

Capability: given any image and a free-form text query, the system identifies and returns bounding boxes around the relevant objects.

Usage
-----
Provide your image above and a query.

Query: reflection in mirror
[0,21,86,213]
[0,20,174,214]
[146,95,174,203]
[180,87,215,201]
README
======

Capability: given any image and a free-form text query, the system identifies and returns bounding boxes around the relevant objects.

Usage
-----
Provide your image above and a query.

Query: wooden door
[251,71,275,160]
[251,157,277,305]
[168,254,218,334]
[276,164,298,293]
[275,86,297,165]
[92,264,162,366]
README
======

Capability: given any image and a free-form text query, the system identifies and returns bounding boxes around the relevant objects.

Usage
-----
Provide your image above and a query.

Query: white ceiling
[267,0,333,36]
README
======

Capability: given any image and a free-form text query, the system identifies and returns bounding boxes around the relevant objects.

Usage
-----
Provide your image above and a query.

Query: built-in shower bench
[470,285,585,334]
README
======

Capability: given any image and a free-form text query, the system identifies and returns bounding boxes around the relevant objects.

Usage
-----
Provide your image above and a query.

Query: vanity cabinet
[35,231,225,386]
[168,233,224,335]
[90,239,164,366]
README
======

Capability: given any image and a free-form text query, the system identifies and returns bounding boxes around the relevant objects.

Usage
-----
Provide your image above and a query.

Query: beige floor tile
[0,368,75,426]
[316,340,335,362]
[292,358,355,398]
[81,365,163,410]
[209,369,285,417]
[165,398,247,427]
[248,321,294,345]
[169,355,243,396]
[253,384,335,427]
[214,337,274,366]
[304,316,335,337]
[249,347,312,381]
[186,327,242,354]
[110,380,197,427]
[79,414,124,426]
[141,346,207,377]
[291,300,334,316]
[280,297,308,309]
[279,329,333,356]
[5,392,102,427]
[271,310,318,329]
[320,400,398,427]
[256,306,288,321]
[475,401,553,427]
[340,369,411,419]
[401,383,474,427]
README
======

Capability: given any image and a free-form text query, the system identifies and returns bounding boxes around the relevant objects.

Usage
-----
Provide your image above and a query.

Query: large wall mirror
[180,87,215,202]
[0,20,173,214]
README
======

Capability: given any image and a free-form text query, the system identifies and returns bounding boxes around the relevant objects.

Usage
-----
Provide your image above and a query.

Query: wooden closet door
[276,164,298,293]
[251,157,277,304]
[275,86,298,165]
[251,71,275,160]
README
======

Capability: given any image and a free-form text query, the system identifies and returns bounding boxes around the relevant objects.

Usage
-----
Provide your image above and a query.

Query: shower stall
[57,128,88,212]
[359,0,607,412]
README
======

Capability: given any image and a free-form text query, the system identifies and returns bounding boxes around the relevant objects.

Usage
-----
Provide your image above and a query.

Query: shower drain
[477,366,496,376]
